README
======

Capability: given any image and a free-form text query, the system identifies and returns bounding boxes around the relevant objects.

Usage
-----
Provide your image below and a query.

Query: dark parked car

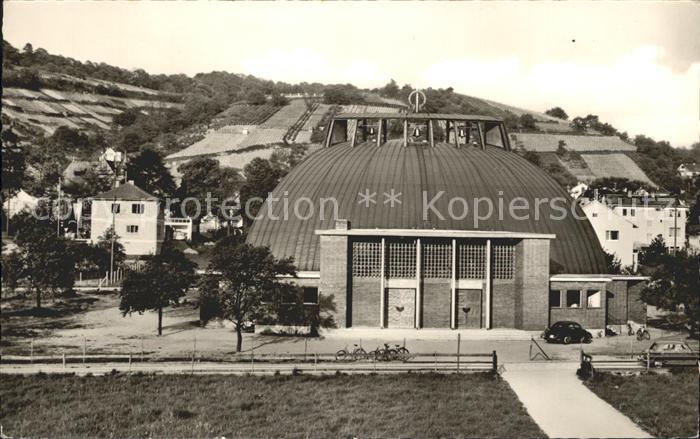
[543,321,593,344]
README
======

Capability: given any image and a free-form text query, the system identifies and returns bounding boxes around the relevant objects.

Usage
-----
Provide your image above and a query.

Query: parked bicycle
[368,343,410,362]
[335,344,367,361]
[627,323,651,341]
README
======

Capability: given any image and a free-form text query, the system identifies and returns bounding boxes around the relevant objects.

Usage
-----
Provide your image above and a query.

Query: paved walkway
[502,362,651,438]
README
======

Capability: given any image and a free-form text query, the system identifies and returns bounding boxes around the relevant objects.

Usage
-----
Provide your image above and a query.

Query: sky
[4,1,699,147]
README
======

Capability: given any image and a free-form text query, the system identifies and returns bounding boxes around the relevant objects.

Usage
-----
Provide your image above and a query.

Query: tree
[640,250,699,323]
[177,158,242,221]
[199,237,296,351]
[246,90,267,105]
[95,227,126,271]
[521,150,541,167]
[587,177,651,196]
[270,94,289,106]
[519,114,538,131]
[113,108,141,127]
[239,158,284,224]
[638,235,668,271]
[380,79,400,98]
[1,251,25,294]
[13,213,76,308]
[119,240,196,335]
[127,148,176,198]
[1,129,26,199]
[603,250,622,274]
[545,107,568,120]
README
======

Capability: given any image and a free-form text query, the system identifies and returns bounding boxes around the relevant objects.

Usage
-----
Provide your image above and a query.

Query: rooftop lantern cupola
[324,89,511,151]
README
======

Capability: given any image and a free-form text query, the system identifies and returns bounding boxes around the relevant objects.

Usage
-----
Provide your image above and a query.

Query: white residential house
[582,199,639,267]
[89,182,164,256]
[605,195,688,251]
[677,163,700,180]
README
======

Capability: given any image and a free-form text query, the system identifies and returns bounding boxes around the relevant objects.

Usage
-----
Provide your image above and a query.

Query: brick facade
[317,232,643,331]
[549,280,607,330]
[350,277,380,327]
[319,235,349,327]
[518,239,551,330]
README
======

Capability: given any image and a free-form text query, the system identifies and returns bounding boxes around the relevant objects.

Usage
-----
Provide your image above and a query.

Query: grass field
[0,373,544,438]
[584,370,699,438]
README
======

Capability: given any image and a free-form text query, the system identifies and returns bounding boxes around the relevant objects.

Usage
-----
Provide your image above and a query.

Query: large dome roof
[247,140,607,274]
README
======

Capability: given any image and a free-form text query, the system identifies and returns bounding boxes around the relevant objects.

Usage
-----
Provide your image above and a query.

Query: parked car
[241,320,255,333]
[543,321,593,344]
[644,341,698,367]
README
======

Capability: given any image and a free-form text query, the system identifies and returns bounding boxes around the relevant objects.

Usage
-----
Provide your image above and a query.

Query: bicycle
[627,323,651,341]
[335,344,367,361]
[368,343,410,362]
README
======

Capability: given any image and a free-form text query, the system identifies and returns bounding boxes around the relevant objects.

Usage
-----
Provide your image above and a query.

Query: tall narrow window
[132,203,145,214]
[111,203,120,214]
[458,243,486,279]
[492,244,515,279]
[387,240,416,279]
[422,242,451,278]
[352,241,381,278]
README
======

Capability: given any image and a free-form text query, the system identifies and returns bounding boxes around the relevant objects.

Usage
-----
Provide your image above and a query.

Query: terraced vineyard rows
[1,86,183,135]
[261,99,308,128]
[210,103,281,129]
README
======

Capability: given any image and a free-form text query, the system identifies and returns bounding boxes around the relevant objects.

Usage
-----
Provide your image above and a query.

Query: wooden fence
[1,351,498,375]
[580,350,699,373]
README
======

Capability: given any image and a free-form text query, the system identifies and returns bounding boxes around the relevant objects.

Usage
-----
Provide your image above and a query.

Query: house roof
[92,182,158,201]
[679,163,700,172]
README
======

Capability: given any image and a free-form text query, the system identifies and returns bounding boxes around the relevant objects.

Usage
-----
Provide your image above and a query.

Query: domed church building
[248,97,646,333]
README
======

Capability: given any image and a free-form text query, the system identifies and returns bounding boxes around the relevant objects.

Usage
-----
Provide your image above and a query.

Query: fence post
[129,353,132,370]
[646,351,650,371]
[140,336,144,363]
[434,351,437,372]
[314,353,318,373]
[30,339,34,364]
[83,336,86,364]
[304,337,308,362]
[492,350,498,374]
[251,345,255,373]
[62,352,66,368]
[456,333,461,372]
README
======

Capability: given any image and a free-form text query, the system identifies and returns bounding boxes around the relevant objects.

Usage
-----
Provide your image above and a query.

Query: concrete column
[415,238,421,329]
[379,237,385,328]
[485,239,491,329]
[325,119,335,148]
[451,238,457,329]
[428,120,435,148]
[403,120,408,147]
[376,119,383,147]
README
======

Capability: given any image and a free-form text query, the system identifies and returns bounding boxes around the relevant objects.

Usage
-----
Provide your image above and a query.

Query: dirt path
[502,362,651,438]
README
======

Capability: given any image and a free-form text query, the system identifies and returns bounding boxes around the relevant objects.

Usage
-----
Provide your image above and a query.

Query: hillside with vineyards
[3,40,698,199]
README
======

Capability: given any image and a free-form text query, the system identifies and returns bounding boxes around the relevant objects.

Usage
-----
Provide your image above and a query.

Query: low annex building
[247,104,646,332]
